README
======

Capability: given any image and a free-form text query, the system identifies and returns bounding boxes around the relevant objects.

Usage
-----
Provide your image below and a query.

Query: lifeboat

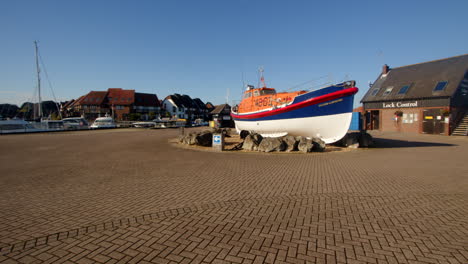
[231,81,358,144]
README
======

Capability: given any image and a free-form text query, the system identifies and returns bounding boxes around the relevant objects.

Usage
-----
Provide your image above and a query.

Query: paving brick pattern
[0,129,467,263]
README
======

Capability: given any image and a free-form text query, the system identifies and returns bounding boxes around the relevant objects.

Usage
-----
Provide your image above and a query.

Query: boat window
[64,119,78,123]
[243,92,252,99]
[260,90,276,95]
[253,91,260,97]
[0,124,26,130]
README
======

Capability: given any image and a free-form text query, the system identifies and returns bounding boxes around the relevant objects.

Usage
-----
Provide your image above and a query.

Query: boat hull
[234,112,352,144]
[231,86,358,144]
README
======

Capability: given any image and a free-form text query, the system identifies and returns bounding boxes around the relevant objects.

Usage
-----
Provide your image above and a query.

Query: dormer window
[371,88,380,96]
[398,85,410,95]
[383,86,394,96]
[433,81,448,92]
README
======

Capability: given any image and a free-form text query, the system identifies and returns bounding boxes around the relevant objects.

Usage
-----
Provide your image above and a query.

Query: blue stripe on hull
[292,84,345,104]
[233,93,355,122]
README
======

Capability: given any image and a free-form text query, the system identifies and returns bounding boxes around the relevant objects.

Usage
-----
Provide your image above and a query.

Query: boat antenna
[259,66,266,88]
[241,71,245,91]
[34,41,42,119]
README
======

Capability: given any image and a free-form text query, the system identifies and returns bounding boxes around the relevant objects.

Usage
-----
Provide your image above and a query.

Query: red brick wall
[114,106,131,120]
[377,107,449,135]
[380,108,421,133]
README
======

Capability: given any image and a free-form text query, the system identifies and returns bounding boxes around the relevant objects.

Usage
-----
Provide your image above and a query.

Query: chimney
[382,64,390,75]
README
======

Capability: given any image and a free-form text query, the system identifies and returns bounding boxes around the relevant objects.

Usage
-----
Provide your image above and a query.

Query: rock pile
[242,133,326,153]
[179,128,231,147]
[179,129,374,152]
[179,130,213,146]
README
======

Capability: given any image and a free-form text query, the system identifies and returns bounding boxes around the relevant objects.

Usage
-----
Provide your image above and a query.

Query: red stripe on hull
[231,87,358,120]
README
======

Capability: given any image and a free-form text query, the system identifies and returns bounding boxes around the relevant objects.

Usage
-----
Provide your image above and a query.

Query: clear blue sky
[1,0,467,107]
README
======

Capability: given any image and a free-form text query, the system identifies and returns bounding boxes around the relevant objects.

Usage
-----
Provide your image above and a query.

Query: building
[162,94,209,121]
[64,88,160,121]
[210,104,234,128]
[361,55,468,135]
[205,102,215,112]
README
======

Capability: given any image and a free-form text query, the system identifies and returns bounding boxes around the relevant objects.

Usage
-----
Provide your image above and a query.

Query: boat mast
[259,67,267,88]
[34,41,42,119]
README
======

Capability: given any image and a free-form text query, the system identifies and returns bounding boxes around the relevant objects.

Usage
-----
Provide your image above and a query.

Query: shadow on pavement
[374,138,456,148]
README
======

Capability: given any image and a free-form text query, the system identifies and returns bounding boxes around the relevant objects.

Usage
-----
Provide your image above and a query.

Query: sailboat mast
[34,41,42,119]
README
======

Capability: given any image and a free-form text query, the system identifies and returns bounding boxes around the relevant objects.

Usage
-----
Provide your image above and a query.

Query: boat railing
[231,100,241,113]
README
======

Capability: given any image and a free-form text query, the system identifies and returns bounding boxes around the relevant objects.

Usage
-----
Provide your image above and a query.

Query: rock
[184,133,198,145]
[359,132,374,148]
[283,135,298,152]
[196,131,213,146]
[242,133,263,151]
[178,135,185,143]
[240,130,250,139]
[257,137,286,152]
[298,137,314,153]
[340,133,360,148]
[312,138,326,152]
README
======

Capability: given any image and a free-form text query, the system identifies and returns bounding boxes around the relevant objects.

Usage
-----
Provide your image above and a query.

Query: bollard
[212,133,224,151]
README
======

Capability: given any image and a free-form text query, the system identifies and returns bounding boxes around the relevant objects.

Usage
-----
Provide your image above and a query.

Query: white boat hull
[235,112,352,144]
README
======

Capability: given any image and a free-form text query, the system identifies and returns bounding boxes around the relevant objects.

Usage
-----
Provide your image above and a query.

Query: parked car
[90,117,117,129]
[63,117,89,130]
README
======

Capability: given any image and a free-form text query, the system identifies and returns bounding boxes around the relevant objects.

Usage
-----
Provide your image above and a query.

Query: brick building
[361,54,468,135]
[63,88,160,121]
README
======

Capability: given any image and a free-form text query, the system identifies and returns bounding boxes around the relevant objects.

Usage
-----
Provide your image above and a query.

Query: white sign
[213,135,221,144]
[382,101,418,108]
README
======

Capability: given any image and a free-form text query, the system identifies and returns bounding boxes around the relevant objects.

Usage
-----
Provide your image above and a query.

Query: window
[253,90,260,97]
[173,106,176,112]
[371,88,380,96]
[260,89,276,96]
[433,81,448,92]
[383,86,394,96]
[398,85,410,95]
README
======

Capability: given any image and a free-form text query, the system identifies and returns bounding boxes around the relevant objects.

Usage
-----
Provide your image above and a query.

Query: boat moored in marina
[90,116,117,129]
[0,119,47,134]
[231,79,358,144]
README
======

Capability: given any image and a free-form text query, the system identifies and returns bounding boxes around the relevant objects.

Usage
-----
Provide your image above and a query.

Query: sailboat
[31,41,65,131]
[231,71,358,144]
[0,41,64,134]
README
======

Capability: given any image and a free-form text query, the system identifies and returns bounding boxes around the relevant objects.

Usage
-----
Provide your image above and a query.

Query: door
[423,109,445,134]
[365,110,380,130]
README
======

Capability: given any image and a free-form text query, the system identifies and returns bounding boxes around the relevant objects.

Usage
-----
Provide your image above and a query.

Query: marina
[1,2,467,262]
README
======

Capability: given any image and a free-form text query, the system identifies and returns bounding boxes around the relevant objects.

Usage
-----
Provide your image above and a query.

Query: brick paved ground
[0,128,466,263]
